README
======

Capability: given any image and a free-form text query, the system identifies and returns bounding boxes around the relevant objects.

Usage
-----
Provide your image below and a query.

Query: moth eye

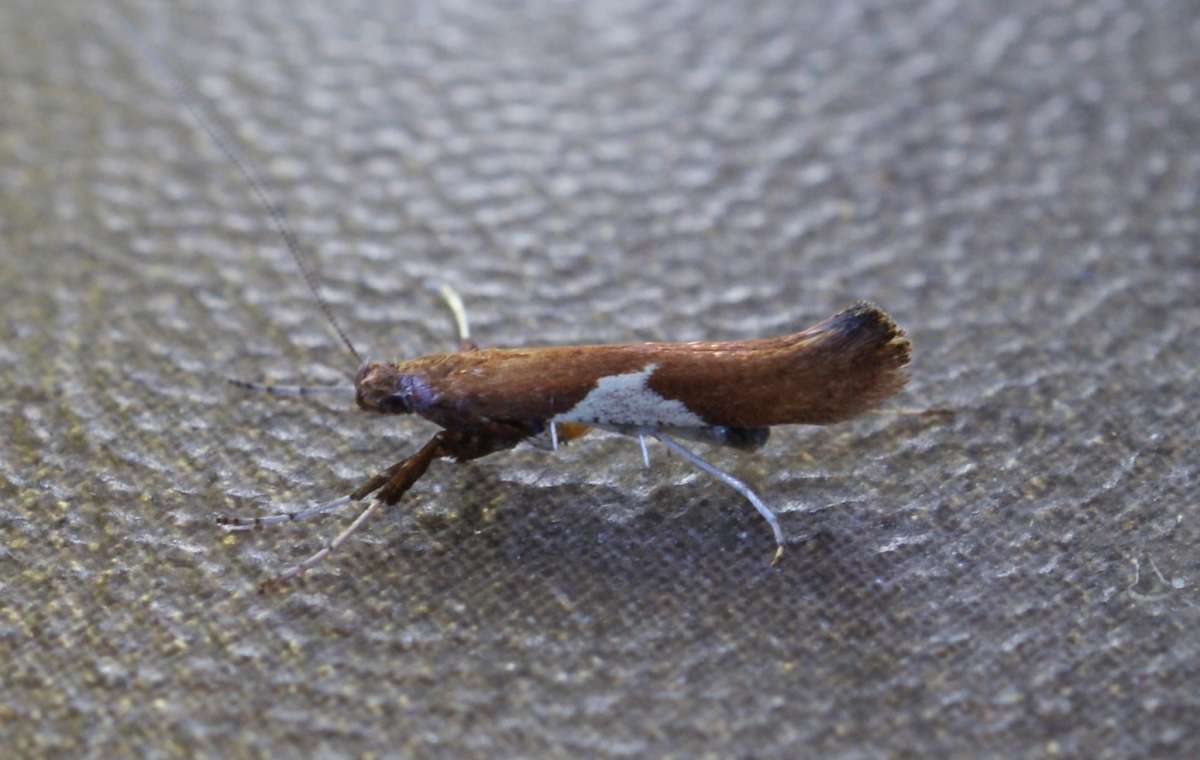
[380,393,411,414]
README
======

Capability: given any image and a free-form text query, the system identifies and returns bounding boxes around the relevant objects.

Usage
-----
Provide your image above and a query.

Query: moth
[221,284,911,589]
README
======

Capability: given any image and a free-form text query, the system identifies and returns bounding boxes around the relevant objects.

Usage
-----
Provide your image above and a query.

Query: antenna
[116,16,364,367]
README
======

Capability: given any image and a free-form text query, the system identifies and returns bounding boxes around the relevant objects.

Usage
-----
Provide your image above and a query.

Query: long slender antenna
[114,15,363,366]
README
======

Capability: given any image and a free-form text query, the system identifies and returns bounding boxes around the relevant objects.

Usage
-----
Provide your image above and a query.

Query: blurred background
[2,0,1197,755]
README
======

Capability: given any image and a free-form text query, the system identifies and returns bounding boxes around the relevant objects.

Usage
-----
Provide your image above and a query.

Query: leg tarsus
[217,494,353,531]
[253,428,526,590]
[256,433,450,591]
[872,406,954,419]
[653,432,786,566]
[259,498,386,593]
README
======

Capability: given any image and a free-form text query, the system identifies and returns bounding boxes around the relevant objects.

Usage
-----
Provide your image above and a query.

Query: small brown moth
[221,288,910,589]
[155,40,912,590]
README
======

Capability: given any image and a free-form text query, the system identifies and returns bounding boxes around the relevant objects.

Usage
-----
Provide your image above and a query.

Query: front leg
[348,432,448,504]
[259,425,528,592]
[370,427,522,504]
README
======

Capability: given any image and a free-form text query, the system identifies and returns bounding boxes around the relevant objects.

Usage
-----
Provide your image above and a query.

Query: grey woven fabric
[3,0,1197,756]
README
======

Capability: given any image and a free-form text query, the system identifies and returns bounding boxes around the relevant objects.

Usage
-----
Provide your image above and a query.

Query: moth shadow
[369,473,910,636]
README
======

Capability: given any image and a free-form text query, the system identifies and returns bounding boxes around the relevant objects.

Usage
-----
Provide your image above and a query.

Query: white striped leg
[870,407,954,418]
[226,377,354,400]
[654,432,785,565]
[638,434,651,468]
[261,498,386,590]
[217,495,353,531]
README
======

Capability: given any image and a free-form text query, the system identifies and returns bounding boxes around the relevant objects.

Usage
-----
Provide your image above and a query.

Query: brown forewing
[397,303,910,431]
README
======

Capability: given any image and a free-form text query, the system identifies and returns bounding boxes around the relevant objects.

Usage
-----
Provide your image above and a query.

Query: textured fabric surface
[2,0,1197,756]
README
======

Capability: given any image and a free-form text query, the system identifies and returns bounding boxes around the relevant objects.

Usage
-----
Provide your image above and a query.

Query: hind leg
[653,432,786,566]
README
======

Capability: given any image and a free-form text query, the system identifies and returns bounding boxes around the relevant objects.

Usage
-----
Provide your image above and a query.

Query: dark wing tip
[824,301,911,368]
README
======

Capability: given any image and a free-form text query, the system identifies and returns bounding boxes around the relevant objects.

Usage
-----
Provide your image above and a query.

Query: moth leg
[431,282,478,351]
[653,432,785,566]
[259,428,529,591]
[375,432,452,504]
[638,434,651,468]
[526,421,591,452]
[259,498,388,593]
[870,406,955,419]
[217,494,353,531]
[363,424,529,506]
[258,433,450,592]
[217,434,427,531]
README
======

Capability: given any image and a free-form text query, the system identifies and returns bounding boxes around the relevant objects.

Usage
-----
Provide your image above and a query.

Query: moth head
[354,361,414,415]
